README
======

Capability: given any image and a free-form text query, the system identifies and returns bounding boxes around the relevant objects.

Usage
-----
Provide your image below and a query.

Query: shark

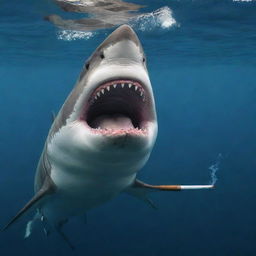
[2,25,213,248]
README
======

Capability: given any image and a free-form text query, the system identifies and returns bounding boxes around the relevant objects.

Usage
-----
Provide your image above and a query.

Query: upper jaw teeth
[90,81,146,104]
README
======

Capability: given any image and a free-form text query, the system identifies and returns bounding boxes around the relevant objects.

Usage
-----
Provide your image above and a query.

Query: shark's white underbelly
[41,164,136,224]
[43,116,148,224]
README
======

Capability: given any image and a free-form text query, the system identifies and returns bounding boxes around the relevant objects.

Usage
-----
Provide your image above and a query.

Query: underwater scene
[1,0,256,255]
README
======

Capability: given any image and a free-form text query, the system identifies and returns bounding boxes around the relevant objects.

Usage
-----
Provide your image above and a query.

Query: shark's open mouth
[83,79,152,135]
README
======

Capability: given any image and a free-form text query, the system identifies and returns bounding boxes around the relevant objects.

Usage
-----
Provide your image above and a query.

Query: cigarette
[145,184,214,191]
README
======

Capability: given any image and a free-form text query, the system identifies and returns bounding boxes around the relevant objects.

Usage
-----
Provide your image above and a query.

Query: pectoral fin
[125,182,158,209]
[125,180,163,209]
[131,180,182,191]
[2,175,56,231]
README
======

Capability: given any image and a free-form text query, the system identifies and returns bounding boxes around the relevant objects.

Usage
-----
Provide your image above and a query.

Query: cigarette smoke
[209,153,222,185]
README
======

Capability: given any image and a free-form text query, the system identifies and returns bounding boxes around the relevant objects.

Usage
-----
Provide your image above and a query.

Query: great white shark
[3,25,213,247]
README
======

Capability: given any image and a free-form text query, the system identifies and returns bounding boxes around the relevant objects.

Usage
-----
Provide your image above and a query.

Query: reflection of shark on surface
[44,14,115,31]
[2,25,213,249]
[55,0,144,13]
[45,0,146,31]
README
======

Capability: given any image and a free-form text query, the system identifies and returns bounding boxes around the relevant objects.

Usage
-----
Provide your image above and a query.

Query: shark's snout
[94,24,144,64]
[106,24,141,46]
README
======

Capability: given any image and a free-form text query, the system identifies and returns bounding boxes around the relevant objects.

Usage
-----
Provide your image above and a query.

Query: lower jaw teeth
[92,127,146,132]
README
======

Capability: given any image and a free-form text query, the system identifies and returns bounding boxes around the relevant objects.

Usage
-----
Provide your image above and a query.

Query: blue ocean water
[1,0,256,255]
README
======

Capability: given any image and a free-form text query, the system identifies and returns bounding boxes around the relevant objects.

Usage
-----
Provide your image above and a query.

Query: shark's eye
[143,57,146,63]
[100,53,105,59]
[86,63,90,70]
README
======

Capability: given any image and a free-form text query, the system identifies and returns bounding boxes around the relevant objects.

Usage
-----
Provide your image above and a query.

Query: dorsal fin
[51,111,56,122]
[2,175,56,231]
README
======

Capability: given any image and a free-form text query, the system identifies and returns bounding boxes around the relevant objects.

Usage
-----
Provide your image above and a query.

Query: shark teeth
[89,80,146,105]
[91,127,147,134]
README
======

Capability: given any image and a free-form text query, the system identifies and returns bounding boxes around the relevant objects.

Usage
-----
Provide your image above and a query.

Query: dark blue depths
[0,0,256,255]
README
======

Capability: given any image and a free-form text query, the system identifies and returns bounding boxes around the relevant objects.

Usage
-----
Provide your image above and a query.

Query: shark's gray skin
[45,0,145,31]
[2,25,213,248]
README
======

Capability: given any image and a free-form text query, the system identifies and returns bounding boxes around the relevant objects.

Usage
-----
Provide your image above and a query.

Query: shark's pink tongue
[91,114,134,130]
